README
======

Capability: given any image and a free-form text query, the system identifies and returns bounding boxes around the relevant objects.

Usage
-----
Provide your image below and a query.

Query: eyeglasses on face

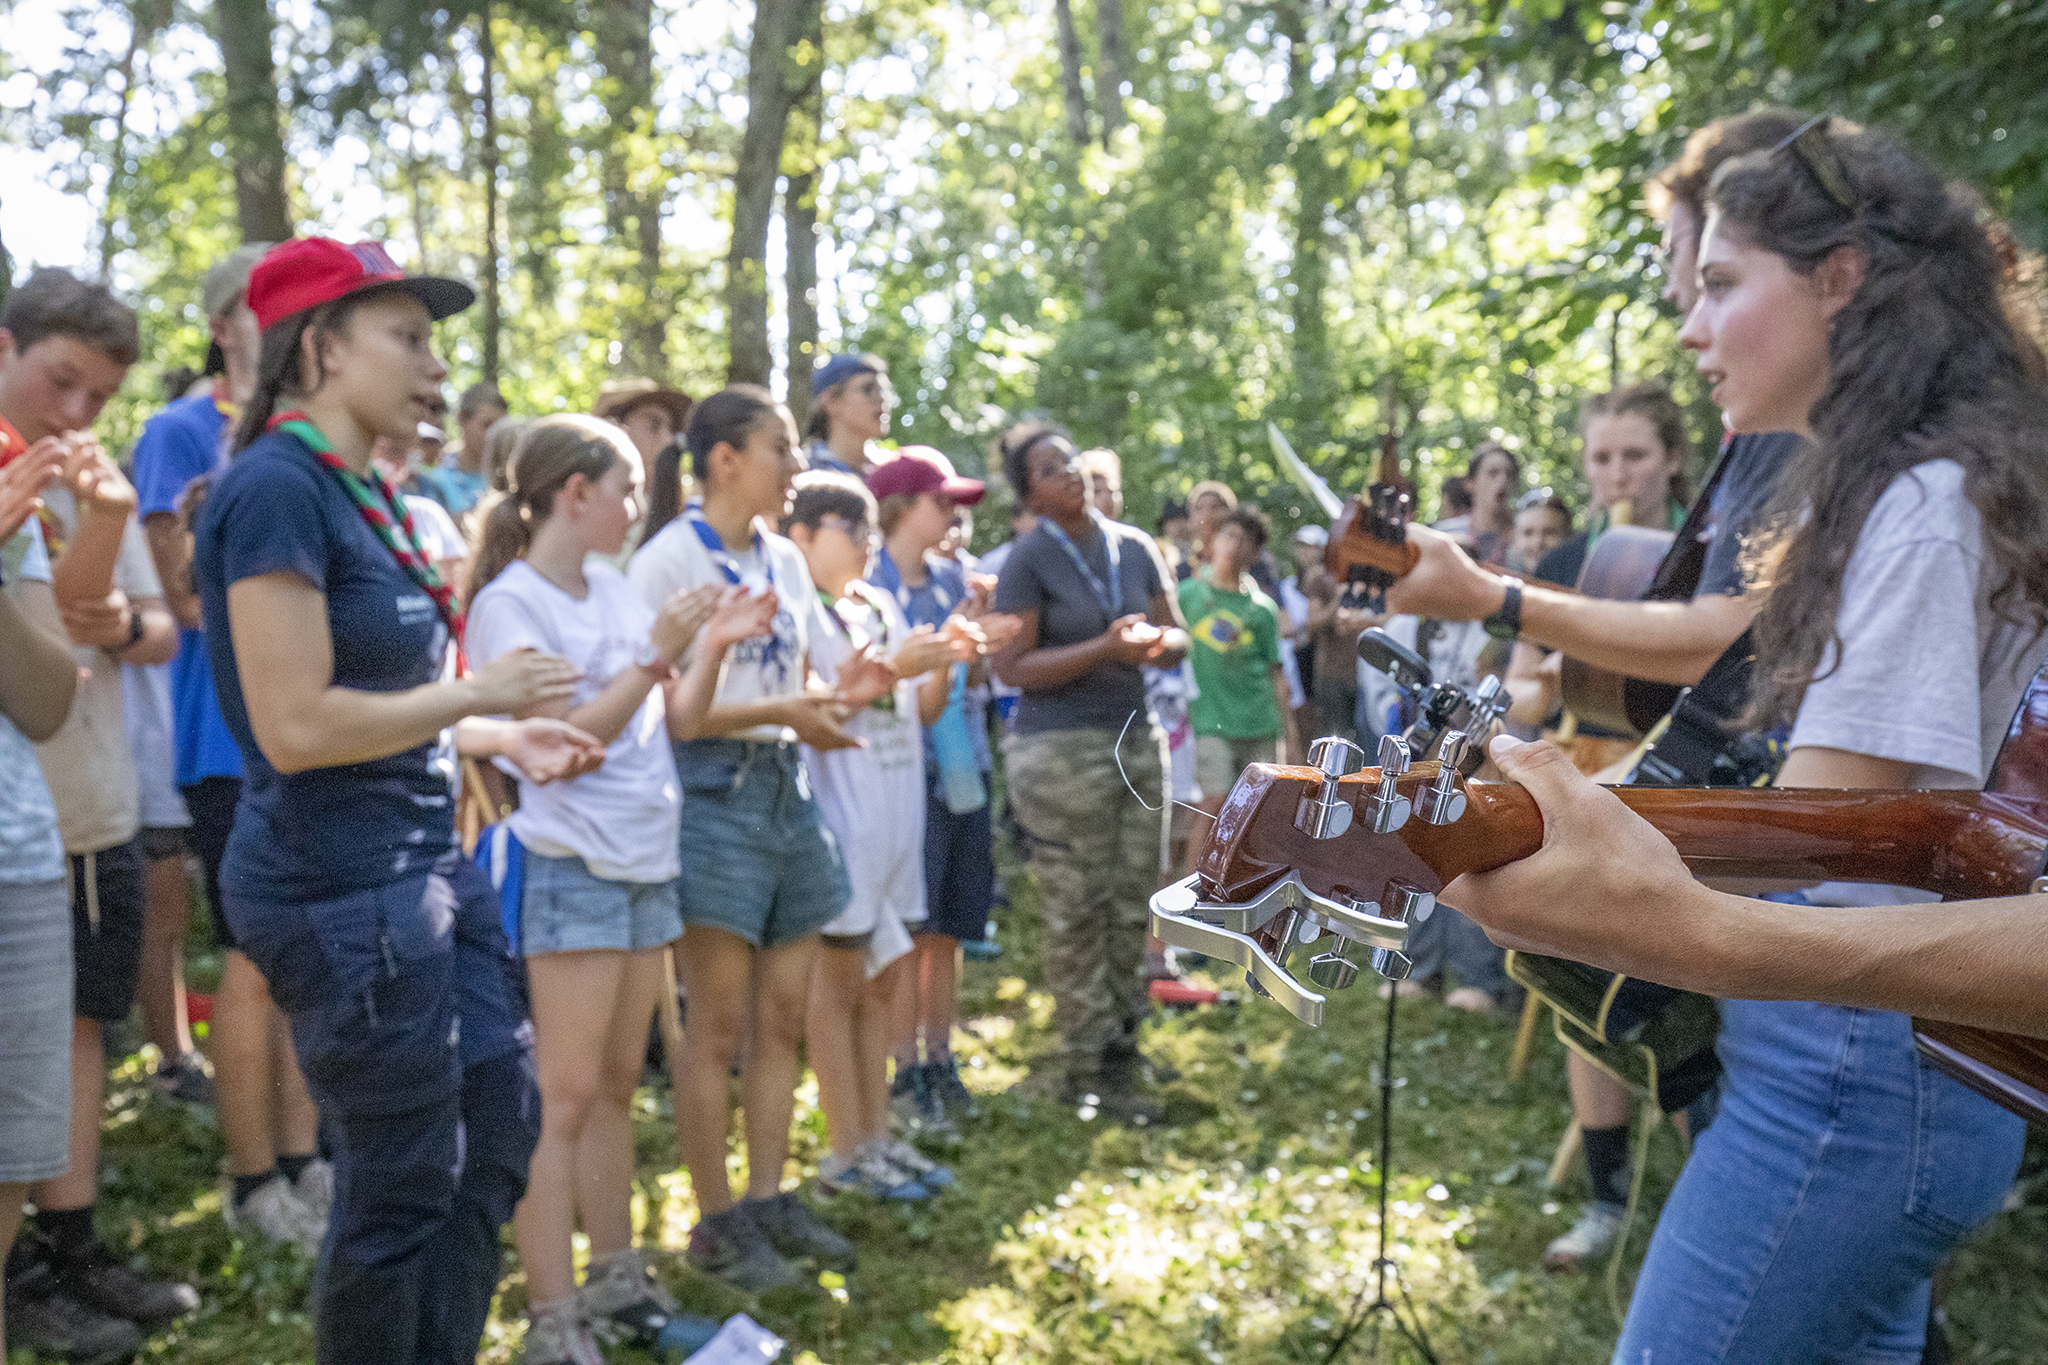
[818,515,879,546]
[1773,113,1856,213]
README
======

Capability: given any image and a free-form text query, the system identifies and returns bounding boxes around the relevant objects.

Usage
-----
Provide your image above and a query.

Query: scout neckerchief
[683,499,763,586]
[819,580,899,713]
[210,377,240,424]
[265,411,465,652]
[1038,509,1122,619]
[0,412,68,559]
[871,545,957,620]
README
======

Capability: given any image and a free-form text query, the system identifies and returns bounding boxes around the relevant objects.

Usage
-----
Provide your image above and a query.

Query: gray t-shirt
[1789,459,2048,788]
[0,520,65,884]
[993,516,1168,735]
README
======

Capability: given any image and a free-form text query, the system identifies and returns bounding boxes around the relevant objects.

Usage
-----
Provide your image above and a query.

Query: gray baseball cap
[201,242,274,318]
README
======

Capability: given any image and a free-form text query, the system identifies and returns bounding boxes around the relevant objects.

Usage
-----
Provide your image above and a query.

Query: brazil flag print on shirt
[1177,572,1284,740]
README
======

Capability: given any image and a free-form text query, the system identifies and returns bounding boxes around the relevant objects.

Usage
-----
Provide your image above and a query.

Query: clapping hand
[62,435,137,516]
[61,586,135,650]
[962,610,1021,653]
[1099,613,1168,664]
[499,717,608,783]
[0,440,66,542]
[831,647,900,711]
[781,694,864,751]
[470,647,582,713]
[650,585,724,665]
[702,585,779,651]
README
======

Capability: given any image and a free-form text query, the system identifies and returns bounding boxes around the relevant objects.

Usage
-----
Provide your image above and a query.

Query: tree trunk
[595,0,668,378]
[1094,0,1127,142]
[1052,0,1091,147]
[782,0,825,428]
[1277,0,1332,449]
[212,0,293,242]
[727,0,799,386]
[477,5,502,386]
[96,5,153,281]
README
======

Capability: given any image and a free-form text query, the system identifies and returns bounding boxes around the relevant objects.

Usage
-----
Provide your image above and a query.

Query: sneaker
[578,1247,683,1347]
[48,1234,200,1326]
[222,1173,324,1256]
[890,1061,953,1135]
[881,1138,955,1191]
[150,1051,215,1106]
[1541,1202,1626,1273]
[961,920,1002,961]
[817,1147,928,1202]
[292,1158,335,1227]
[4,1260,141,1365]
[925,1057,978,1123]
[1444,986,1498,1015]
[685,1205,803,1294]
[519,1303,605,1365]
[746,1191,857,1272]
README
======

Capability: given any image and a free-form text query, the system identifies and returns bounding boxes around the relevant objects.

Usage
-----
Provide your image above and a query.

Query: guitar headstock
[1150,730,1535,1025]
[1326,484,1420,612]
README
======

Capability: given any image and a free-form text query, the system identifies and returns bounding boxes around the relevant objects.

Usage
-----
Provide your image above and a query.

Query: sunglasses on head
[1773,113,1856,213]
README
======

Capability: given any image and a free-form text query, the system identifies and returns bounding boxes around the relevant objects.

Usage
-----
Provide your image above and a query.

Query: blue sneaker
[883,1138,955,1190]
[816,1146,929,1201]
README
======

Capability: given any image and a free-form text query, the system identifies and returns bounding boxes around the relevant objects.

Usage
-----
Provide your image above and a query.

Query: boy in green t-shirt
[1177,505,1297,869]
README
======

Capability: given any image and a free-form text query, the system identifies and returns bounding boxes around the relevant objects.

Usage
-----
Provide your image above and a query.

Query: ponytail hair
[684,384,783,484]
[642,437,687,545]
[469,414,635,599]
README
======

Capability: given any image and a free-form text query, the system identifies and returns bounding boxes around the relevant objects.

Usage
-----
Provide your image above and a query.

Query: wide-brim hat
[202,242,274,318]
[593,377,694,426]
[247,238,474,332]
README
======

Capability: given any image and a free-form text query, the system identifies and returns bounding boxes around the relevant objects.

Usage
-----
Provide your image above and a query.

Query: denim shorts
[0,877,73,1183]
[519,851,681,956]
[674,738,850,950]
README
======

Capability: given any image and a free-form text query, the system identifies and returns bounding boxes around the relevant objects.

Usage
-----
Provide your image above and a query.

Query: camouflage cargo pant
[1005,724,1163,1085]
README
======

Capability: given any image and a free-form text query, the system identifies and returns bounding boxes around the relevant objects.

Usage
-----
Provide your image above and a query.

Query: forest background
[3,0,2046,538]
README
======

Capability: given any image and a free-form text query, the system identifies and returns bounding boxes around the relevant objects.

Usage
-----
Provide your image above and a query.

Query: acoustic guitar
[1149,669,2048,1126]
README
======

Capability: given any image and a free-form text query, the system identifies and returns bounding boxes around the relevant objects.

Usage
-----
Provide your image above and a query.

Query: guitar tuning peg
[1297,736,1363,840]
[1416,729,1469,825]
[1370,947,1414,981]
[1366,733,1411,834]
[1307,948,1361,991]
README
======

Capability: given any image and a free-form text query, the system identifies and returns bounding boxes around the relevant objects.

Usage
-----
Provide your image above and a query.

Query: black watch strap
[1483,578,1522,641]
[123,604,146,649]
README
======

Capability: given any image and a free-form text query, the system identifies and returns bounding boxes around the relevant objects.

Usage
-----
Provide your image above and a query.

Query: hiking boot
[746,1191,857,1272]
[686,1205,803,1294]
[150,1051,215,1106]
[222,1172,324,1256]
[817,1146,928,1202]
[292,1158,335,1227]
[519,1301,605,1365]
[881,1137,955,1191]
[926,1056,978,1123]
[890,1060,953,1135]
[1541,1202,1626,1273]
[578,1246,682,1347]
[4,1260,141,1365]
[49,1235,200,1326]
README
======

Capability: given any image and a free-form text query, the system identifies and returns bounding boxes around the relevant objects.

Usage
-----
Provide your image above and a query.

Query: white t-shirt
[467,558,681,881]
[1789,459,2048,789]
[31,489,162,854]
[404,494,467,566]
[626,511,832,743]
[0,519,64,883]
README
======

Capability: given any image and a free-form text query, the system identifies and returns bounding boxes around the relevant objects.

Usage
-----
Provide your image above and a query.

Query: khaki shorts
[1194,734,1281,801]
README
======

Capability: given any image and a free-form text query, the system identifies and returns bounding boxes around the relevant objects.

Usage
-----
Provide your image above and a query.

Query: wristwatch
[633,638,671,674]
[1482,577,1522,642]
[111,603,144,655]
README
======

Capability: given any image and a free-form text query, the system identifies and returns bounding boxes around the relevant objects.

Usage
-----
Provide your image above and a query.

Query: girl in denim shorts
[467,413,776,1363]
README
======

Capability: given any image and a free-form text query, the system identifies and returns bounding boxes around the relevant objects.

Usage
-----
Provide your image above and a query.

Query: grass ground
[53,865,2048,1365]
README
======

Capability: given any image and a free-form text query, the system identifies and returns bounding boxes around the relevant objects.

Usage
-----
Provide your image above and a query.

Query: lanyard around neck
[1040,511,1122,619]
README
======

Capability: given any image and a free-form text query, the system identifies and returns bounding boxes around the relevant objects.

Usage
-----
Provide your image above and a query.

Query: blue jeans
[1614,999,2024,1364]
[673,738,849,949]
[226,855,540,1365]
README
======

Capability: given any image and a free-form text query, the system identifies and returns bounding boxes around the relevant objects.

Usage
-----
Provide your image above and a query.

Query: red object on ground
[187,992,214,1025]
[1150,978,1221,1007]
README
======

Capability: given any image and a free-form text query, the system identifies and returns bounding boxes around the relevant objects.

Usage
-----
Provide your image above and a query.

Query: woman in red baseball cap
[190,239,603,1364]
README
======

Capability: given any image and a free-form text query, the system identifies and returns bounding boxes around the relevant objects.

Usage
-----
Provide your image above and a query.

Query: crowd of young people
[0,97,2041,1365]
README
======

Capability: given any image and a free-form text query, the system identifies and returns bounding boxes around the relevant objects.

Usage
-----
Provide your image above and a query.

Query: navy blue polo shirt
[194,429,455,902]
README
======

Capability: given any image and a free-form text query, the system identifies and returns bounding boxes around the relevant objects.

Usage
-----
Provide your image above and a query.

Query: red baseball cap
[247,238,476,332]
[865,446,985,506]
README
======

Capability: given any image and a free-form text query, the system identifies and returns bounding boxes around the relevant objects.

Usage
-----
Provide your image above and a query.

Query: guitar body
[1558,525,1681,738]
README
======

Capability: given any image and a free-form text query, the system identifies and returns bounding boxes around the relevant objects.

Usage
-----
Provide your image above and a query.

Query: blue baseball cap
[812,353,881,396]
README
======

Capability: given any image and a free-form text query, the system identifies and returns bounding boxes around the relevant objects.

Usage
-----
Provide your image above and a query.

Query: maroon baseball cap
[865,446,986,506]
[247,238,476,332]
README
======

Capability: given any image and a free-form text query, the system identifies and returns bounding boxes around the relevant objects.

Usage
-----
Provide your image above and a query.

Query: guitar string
[1111,708,1216,822]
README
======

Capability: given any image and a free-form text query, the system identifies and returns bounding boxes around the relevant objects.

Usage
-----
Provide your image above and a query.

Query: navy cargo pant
[227,854,539,1365]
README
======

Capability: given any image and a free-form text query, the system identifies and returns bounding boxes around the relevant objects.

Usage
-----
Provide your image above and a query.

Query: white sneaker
[223,1173,325,1256]
[520,1303,605,1365]
[1541,1202,1625,1273]
[881,1138,956,1190]
[293,1158,335,1226]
